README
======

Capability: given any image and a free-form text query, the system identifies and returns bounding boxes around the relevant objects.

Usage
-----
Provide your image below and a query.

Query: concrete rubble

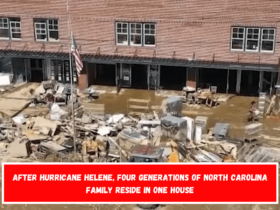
[0,80,278,164]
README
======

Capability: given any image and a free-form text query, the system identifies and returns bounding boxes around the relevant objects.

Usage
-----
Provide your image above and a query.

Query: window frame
[34,18,59,42]
[130,23,142,46]
[245,28,260,52]
[116,22,129,46]
[230,26,276,53]
[34,22,47,41]
[115,22,156,47]
[0,18,9,40]
[230,27,245,51]
[260,28,275,53]
[47,19,59,42]
[9,20,22,40]
[0,17,22,40]
[143,23,156,47]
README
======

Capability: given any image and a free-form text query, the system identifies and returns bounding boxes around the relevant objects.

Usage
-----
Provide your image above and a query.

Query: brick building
[0,0,279,95]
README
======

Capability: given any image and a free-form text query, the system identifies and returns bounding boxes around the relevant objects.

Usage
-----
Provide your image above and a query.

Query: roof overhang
[0,49,278,72]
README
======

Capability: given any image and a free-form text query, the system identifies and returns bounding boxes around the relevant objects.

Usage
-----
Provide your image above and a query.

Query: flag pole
[67,0,77,157]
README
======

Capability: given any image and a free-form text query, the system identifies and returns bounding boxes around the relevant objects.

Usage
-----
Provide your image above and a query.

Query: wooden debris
[266,95,276,115]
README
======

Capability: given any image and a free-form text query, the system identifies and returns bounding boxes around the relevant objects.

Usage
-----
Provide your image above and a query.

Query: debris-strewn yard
[0,81,280,210]
[0,81,280,163]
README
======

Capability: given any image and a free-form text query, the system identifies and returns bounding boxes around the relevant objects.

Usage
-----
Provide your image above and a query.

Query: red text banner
[2,163,278,204]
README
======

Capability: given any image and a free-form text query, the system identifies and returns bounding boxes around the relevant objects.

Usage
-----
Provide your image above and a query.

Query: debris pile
[181,86,220,107]
[0,81,277,164]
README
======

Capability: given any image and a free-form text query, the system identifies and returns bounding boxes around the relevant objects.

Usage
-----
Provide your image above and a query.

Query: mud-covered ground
[1,87,280,210]
[82,88,280,140]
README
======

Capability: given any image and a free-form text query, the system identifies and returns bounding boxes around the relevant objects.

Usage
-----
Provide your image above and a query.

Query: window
[144,23,156,46]
[48,19,59,41]
[261,28,275,52]
[50,60,63,82]
[116,22,156,46]
[50,60,77,84]
[34,19,59,41]
[246,28,260,52]
[231,27,244,50]
[0,17,21,40]
[0,18,9,39]
[116,22,128,45]
[130,23,142,46]
[10,21,21,39]
[35,22,47,41]
[231,26,275,53]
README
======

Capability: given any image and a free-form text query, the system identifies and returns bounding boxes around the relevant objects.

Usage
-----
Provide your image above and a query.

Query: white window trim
[47,19,59,42]
[34,22,47,41]
[116,22,128,46]
[230,27,245,51]
[245,28,260,52]
[130,23,142,46]
[143,23,156,47]
[260,28,275,53]
[9,21,21,40]
[0,18,10,40]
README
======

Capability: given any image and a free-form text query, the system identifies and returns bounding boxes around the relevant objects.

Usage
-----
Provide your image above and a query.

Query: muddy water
[88,89,163,114]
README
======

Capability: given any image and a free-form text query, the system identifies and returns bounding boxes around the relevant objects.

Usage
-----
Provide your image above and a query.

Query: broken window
[116,22,128,45]
[130,23,142,46]
[246,28,260,52]
[34,18,59,41]
[0,17,21,40]
[231,27,244,50]
[261,28,275,52]
[144,23,156,46]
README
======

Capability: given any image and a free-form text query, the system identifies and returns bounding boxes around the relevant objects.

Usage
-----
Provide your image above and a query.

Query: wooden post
[236,70,241,94]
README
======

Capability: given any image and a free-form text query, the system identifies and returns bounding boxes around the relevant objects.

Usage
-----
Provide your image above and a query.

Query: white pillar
[236,70,241,94]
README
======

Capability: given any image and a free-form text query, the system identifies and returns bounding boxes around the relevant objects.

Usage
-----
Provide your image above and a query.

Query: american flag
[71,33,83,76]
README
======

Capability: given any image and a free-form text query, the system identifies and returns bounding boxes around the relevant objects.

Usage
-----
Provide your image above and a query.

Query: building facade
[0,0,279,95]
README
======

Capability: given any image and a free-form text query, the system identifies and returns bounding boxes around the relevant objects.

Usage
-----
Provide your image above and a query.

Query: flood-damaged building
[0,0,280,95]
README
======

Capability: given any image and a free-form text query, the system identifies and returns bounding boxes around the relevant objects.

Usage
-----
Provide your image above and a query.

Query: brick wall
[0,0,280,65]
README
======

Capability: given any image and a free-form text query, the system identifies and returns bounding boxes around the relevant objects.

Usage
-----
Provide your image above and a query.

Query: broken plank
[266,95,276,115]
